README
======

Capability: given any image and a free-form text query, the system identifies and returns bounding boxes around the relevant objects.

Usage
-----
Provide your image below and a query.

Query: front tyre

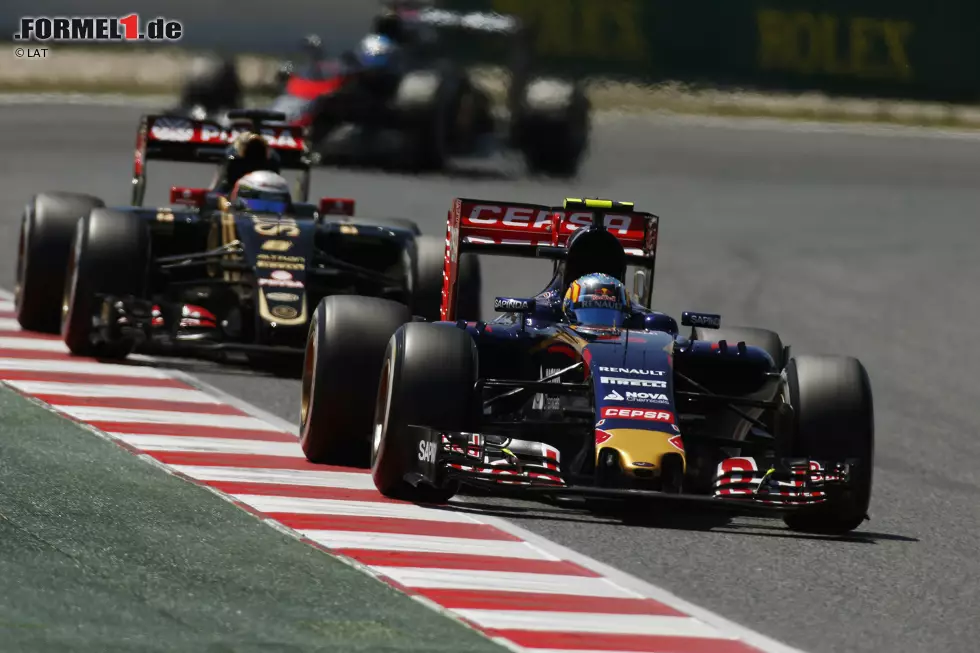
[62,209,150,359]
[371,322,477,503]
[16,192,104,333]
[782,355,874,534]
[299,295,411,466]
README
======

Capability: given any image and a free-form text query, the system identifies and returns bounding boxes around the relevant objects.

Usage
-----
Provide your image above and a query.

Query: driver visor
[570,307,626,328]
[240,198,288,214]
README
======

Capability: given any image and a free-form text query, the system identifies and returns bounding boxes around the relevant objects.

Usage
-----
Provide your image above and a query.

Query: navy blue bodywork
[423,271,780,494]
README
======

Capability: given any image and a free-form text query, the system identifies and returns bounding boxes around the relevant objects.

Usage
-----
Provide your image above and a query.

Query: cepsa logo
[601,407,674,423]
[464,204,642,236]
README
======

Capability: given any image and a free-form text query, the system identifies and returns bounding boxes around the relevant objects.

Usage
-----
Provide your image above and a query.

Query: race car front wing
[404,426,859,517]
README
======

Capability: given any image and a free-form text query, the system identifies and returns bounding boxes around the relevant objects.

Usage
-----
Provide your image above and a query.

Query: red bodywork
[440,198,661,322]
[280,61,352,126]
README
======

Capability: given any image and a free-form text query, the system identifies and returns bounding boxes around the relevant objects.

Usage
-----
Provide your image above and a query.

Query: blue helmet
[356,34,395,69]
[563,273,630,328]
[230,171,292,215]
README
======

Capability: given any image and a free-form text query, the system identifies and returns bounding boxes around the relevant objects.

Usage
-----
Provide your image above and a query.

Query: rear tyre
[299,296,411,466]
[513,78,590,178]
[178,55,242,113]
[393,67,464,171]
[782,355,874,534]
[371,323,477,503]
[412,235,481,322]
[16,192,105,333]
[62,209,150,359]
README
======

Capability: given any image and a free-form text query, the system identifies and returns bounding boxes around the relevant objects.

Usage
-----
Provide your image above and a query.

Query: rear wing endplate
[131,115,311,206]
[441,197,660,321]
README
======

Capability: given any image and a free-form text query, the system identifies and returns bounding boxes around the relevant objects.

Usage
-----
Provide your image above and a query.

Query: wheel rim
[300,320,317,429]
[60,231,80,334]
[14,219,26,309]
[371,359,391,467]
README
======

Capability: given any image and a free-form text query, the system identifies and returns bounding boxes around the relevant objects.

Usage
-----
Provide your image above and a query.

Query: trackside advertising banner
[442,0,980,103]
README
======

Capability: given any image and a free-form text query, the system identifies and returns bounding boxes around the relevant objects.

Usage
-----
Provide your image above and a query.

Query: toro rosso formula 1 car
[300,197,875,534]
[14,109,479,368]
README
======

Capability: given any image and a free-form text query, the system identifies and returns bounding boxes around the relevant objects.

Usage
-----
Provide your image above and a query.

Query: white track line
[5,381,221,403]
[0,357,170,377]
[453,610,733,638]
[169,466,370,488]
[111,435,303,457]
[303,530,555,558]
[372,567,636,598]
[0,337,66,351]
[233,495,481,523]
[53,406,281,430]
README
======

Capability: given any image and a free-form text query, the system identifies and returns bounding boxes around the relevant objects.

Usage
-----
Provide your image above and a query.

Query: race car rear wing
[441,197,660,321]
[131,114,311,206]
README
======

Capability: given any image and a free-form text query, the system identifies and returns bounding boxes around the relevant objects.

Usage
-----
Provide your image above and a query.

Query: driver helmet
[563,273,630,328]
[355,34,396,69]
[230,171,292,214]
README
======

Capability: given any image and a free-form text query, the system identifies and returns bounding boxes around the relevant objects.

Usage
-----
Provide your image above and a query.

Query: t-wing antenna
[561,197,636,233]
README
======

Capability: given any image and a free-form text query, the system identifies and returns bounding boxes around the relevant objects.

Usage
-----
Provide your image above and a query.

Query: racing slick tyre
[694,326,786,370]
[393,66,467,171]
[300,295,412,466]
[371,322,477,503]
[16,192,105,333]
[178,55,242,115]
[512,78,590,178]
[782,356,874,535]
[412,235,481,322]
[61,210,150,359]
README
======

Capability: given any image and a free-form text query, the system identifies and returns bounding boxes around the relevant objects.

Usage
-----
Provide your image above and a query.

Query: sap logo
[626,392,669,403]
[417,440,437,463]
[604,389,624,401]
[598,366,665,376]
[600,376,667,388]
[601,407,674,423]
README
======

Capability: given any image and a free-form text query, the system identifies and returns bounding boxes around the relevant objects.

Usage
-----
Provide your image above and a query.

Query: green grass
[0,384,505,653]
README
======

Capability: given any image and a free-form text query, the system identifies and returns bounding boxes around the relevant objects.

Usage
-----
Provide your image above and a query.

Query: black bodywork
[97,110,420,360]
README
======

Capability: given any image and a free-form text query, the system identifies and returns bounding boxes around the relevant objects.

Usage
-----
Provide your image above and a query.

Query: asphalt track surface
[3,103,980,653]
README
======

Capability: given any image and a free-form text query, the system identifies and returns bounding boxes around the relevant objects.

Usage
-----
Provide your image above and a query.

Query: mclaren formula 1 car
[14,109,479,368]
[299,197,875,534]
[179,1,590,176]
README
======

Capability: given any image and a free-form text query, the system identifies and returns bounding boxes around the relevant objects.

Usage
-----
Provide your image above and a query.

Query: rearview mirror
[319,197,355,216]
[681,311,721,329]
[632,269,648,303]
[170,186,207,208]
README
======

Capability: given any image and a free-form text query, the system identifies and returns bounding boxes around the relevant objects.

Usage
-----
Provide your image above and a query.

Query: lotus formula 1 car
[299,197,875,534]
[14,109,479,369]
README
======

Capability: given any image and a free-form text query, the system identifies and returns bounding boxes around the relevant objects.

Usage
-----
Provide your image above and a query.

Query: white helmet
[230,170,292,214]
